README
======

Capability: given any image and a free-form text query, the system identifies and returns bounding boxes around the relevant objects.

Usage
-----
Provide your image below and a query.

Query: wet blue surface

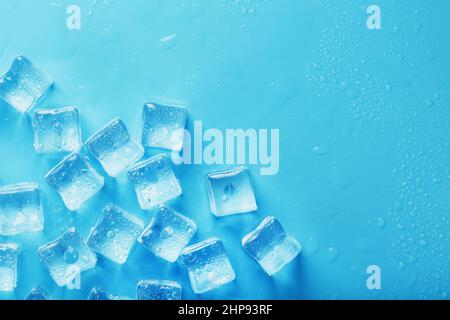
[0,0,449,299]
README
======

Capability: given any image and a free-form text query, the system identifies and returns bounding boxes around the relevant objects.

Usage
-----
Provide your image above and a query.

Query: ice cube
[88,287,126,300]
[37,228,97,287]
[86,118,144,177]
[128,154,182,210]
[140,103,187,151]
[45,153,104,211]
[138,205,197,262]
[0,243,20,292]
[32,106,82,154]
[25,287,49,300]
[206,167,257,217]
[0,182,44,236]
[180,238,235,294]
[87,204,144,264]
[0,56,52,113]
[242,216,301,276]
[137,280,182,300]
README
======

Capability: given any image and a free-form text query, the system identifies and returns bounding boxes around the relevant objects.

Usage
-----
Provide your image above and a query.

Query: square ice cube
[180,238,235,294]
[87,204,144,264]
[32,106,82,154]
[140,103,187,151]
[138,205,197,262]
[0,56,52,113]
[242,216,301,276]
[0,243,20,292]
[88,287,126,300]
[45,153,104,211]
[128,154,182,210]
[25,287,49,300]
[86,118,144,177]
[137,280,182,300]
[37,228,97,287]
[206,167,257,217]
[0,182,44,236]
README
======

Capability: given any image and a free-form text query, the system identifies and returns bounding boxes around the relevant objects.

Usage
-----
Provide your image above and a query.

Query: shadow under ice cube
[140,103,187,151]
[32,106,82,154]
[45,153,104,211]
[37,228,97,287]
[87,204,144,264]
[206,167,257,217]
[0,56,52,113]
[180,238,235,294]
[138,205,197,262]
[0,182,44,236]
[242,216,301,276]
[137,279,182,300]
[0,243,20,292]
[86,118,144,177]
[128,154,182,210]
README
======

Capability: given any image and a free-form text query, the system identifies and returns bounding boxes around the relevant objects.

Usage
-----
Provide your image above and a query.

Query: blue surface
[0,0,449,300]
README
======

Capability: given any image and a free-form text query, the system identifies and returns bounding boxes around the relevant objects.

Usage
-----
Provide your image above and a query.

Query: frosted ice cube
[140,103,187,151]
[32,106,82,154]
[180,238,235,294]
[45,153,104,211]
[0,182,44,236]
[88,287,126,300]
[0,243,20,292]
[138,205,197,262]
[206,167,257,217]
[0,56,52,113]
[37,228,97,287]
[25,287,49,300]
[242,216,301,276]
[87,204,144,264]
[137,280,181,300]
[128,154,182,210]
[86,118,144,177]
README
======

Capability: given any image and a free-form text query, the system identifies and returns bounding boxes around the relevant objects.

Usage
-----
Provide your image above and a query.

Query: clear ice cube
[0,243,20,292]
[25,287,49,300]
[87,204,144,264]
[128,154,182,210]
[180,238,235,294]
[86,118,144,177]
[137,280,182,300]
[242,216,301,276]
[0,56,52,113]
[32,106,82,154]
[206,167,257,217]
[45,153,104,211]
[88,287,126,300]
[0,182,44,236]
[138,205,197,262]
[37,228,97,287]
[140,103,187,151]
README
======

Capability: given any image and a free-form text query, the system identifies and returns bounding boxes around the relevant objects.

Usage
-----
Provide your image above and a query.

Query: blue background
[0,0,449,300]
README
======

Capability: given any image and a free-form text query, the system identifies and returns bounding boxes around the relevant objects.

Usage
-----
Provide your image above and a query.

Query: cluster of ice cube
[0,56,301,299]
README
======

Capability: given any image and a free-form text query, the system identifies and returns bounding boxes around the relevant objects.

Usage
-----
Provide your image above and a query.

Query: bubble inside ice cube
[32,106,82,154]
[0,182,44,236]
[0,243,20,292]
[242,216,301,276]
[86,118,144,177]
[0,56,52,113]
[180,238,235,294]
[45,153,104,211]
[137,280,182,300]
[140,103,187,151]
[206,167,257,217]
[138,205,197,262]
[87,204,144,264]
[128,154,182,210]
